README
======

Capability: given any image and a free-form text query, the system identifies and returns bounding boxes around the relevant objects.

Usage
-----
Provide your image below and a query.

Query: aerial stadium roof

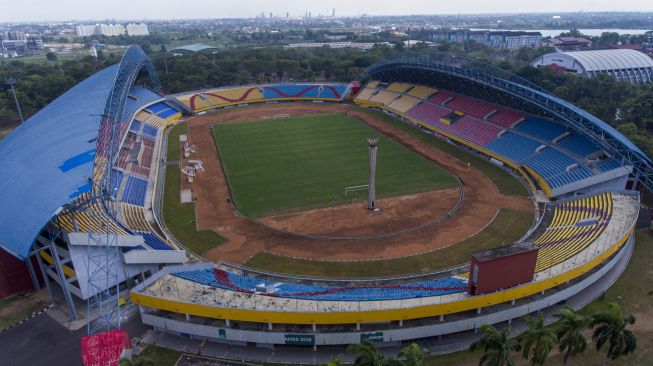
[171,43,219,54]
[0,46,160,260]
[561,49,653,72]
[0,65,117,259]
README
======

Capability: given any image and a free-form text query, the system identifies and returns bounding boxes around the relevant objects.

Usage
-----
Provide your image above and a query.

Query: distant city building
[0,38,43,57]
[2,31,27,41]
[431,29,542,49]
[284,41,393,50]
[75,23,126,37]
[75,25,96,37]
[531,49,653,84]
[543,36,592,51]
[324,33,349,41]
[126,23,149,36]
[96,24,125,36]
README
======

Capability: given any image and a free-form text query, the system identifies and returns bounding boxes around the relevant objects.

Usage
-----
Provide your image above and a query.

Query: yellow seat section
[388,95,420,113]
[386,82,412,93]
[533,193,612,272]
[120,203,151,232]
[369,90,399,106]
[407,85,438,99]
[58,194,128,235]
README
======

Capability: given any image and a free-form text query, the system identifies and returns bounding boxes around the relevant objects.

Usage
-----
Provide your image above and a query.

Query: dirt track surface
[182,104,533,263]
[259,188,461,237]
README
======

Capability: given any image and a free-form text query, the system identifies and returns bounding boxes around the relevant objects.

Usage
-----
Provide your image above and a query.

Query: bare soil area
[182,103,533,263]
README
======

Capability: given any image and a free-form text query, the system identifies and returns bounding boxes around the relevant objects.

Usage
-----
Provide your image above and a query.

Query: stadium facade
[0,47,648,357]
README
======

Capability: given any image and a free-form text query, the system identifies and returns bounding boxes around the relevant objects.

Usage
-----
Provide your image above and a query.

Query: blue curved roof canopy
[0,65,118,259]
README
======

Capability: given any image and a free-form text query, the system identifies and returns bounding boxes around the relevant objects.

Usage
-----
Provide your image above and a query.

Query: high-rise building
[126,23,149,36]
[97,24,125,37]
[75,24,128,37]
[75,25,96,37]
[431,29,542,49]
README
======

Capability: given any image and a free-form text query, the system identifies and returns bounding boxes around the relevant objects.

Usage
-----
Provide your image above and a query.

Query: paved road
[0,307,149,366]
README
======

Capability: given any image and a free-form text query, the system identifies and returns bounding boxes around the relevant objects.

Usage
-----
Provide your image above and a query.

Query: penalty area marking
[273,114,290,120]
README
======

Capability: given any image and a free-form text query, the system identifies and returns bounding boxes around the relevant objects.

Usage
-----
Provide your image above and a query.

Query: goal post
[344,184,368,200]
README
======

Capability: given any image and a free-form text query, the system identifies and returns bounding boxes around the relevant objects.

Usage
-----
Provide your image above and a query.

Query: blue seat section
[485,132,541,163]
[157,108,179,119]
[122,245,145,253]
[558,134,601,157]
[547,166,594,188]
[137,232,172,250]
[523,148,593,188]
[172,269,468,301]
[109,170,124,198]
[597,159,622,172]
[146,101,179,118]
[263,84,347,100]
[514,117,567,141]
[523,148,578,178]
[121,175,148,206]
[142,125,158,139]
[125,88,161,122]
[146,102,171,114]
[129,120,142,133]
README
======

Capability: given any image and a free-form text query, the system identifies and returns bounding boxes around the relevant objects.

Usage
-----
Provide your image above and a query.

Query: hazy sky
[3,0,653,22]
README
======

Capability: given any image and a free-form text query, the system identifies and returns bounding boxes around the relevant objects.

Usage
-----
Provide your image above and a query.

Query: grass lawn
[245,208,532,277]
[355,107,529,197]
[213,112,458,217]
[131,345,182,366]
[0,289,49,330]
[162,122,225,255]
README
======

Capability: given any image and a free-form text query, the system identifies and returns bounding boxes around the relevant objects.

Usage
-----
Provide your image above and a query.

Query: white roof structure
[565,49,653,72]
[532,49,653,84]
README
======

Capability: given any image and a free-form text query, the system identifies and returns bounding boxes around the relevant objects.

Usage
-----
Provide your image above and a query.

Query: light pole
[5,77,24,124]
[367,137,379,210]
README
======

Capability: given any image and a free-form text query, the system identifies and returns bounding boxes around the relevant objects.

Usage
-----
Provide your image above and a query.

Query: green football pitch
[212,113,458,217]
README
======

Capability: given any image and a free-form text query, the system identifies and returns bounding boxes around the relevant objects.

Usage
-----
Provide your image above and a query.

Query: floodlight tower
[4,77,24,123]
[367,138,379,210]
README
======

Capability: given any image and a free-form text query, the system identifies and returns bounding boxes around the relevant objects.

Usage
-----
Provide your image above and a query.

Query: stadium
[0,46,647,362]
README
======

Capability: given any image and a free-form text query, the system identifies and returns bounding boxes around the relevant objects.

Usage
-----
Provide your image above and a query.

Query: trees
[519,314,557,365]
[590,302,637,364]
[342,342,423,366]
[45,52,57,62]
[470,324,521,366]
[348,341,387,366]
[397,343,425,366]
[555,307,591,366]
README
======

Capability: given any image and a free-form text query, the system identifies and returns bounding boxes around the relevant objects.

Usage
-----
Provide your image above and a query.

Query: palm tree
[555,306,591,366]
[347,341,387,366]
[397,343,426,366]
[470,324,521,366]
[519,313,557,366]
[591,302,637,365]
[324,356,343,366]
